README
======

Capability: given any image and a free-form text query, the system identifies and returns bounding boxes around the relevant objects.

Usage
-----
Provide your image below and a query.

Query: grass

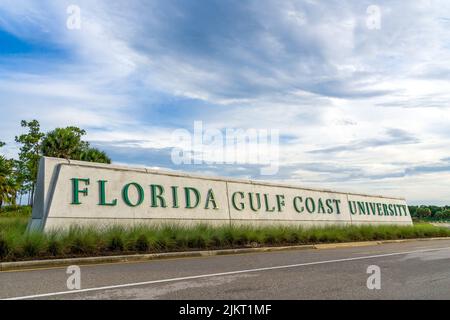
[1,206,450,262]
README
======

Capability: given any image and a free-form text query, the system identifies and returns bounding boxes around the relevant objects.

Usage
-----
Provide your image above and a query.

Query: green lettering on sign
[383,204,390,216]
[205,189,219,210]
[369,203,377,215]
[393,205,399,216]
[348,201,357,215]
[365,202,372,215]
[276,195,285,212]
[388,204,395,216]
[248,193,261,212]
[357,202,366,215]
[185,187,201,209]
[305,197,315,213]
[122,182,144,207]
[293,196,304,213]
[150,185,167,208]
[326,199,334,214]
[71,178,90,205]
[317,198,325,214]
[232,191,245,211]
[403,205,408,216]
[98,180,117,206]
[264,194,275,212]
[333,199,342,214]
[171,186,179,208]
[377,203,383,216]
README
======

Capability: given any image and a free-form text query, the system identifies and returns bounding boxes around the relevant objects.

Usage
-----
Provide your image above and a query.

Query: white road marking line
[4,246,450,300]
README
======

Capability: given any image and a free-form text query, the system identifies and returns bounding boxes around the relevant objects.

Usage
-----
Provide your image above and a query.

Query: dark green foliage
[108,235,125,251]
[135,234,149,252]
[79,148,111,164]
[0,142,20,207]
[0,235,9,258]
[0,205,32,215]
[409,205,450,221]
[41,127,88,160]
[41,127,110,164]
[47,239,61,256]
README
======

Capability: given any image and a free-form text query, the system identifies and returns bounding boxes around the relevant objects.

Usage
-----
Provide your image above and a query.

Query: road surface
[1,239,450,300]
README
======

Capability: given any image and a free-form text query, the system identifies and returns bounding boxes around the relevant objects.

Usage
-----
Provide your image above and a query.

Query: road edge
[1,237,449,272]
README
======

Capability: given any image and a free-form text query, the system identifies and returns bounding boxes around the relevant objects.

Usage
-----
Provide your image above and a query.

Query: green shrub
[69,238,91,254]
[231,229,247,246]
[0,205,22,213]
[285,229,300,244]
[135,234,149,252]
[0,235,10,259]
[20,233,46,258]
[263,232,276,245]
[65,228,98,255]
[47,239,61,256]
[210,234,222,247]
[222,228,235,246]
[108,234,125,251]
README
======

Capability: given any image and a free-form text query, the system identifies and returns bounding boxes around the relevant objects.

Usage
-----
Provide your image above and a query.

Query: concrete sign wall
[28,157,412,232]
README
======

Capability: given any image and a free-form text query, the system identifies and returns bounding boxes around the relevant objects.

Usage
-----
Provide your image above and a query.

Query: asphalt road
[1,239,450,300]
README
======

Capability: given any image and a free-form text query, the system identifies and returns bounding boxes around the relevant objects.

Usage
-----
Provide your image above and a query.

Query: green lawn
[1,206,449,262]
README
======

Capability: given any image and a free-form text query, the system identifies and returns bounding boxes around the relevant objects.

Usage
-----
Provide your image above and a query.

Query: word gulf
[70,178,408,217]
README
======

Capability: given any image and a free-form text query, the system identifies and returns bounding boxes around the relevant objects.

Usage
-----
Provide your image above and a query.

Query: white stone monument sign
[28,157,413,232]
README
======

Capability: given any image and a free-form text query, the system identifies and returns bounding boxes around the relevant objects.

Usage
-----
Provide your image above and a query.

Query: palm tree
[79,148,111,164]
[0,177,19,206]
[41,127,111,164]
[0,176,8,207]
[0,155,17,207]
[41,127,89,159]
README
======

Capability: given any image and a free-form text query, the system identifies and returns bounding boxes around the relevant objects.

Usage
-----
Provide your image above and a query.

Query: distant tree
[408,206,417,217]
[435,210,450,221]
[444,210,450,220]
[15,120,45,205]
[428,205,441,217]
[79,148,111,164]
[416,207,432,219]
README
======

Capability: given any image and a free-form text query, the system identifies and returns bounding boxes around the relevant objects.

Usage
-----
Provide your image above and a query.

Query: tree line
[409,205,450,221]
[0,120,111,207]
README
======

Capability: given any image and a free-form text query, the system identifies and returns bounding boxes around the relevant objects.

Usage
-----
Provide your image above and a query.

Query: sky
[0,0,450,205]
